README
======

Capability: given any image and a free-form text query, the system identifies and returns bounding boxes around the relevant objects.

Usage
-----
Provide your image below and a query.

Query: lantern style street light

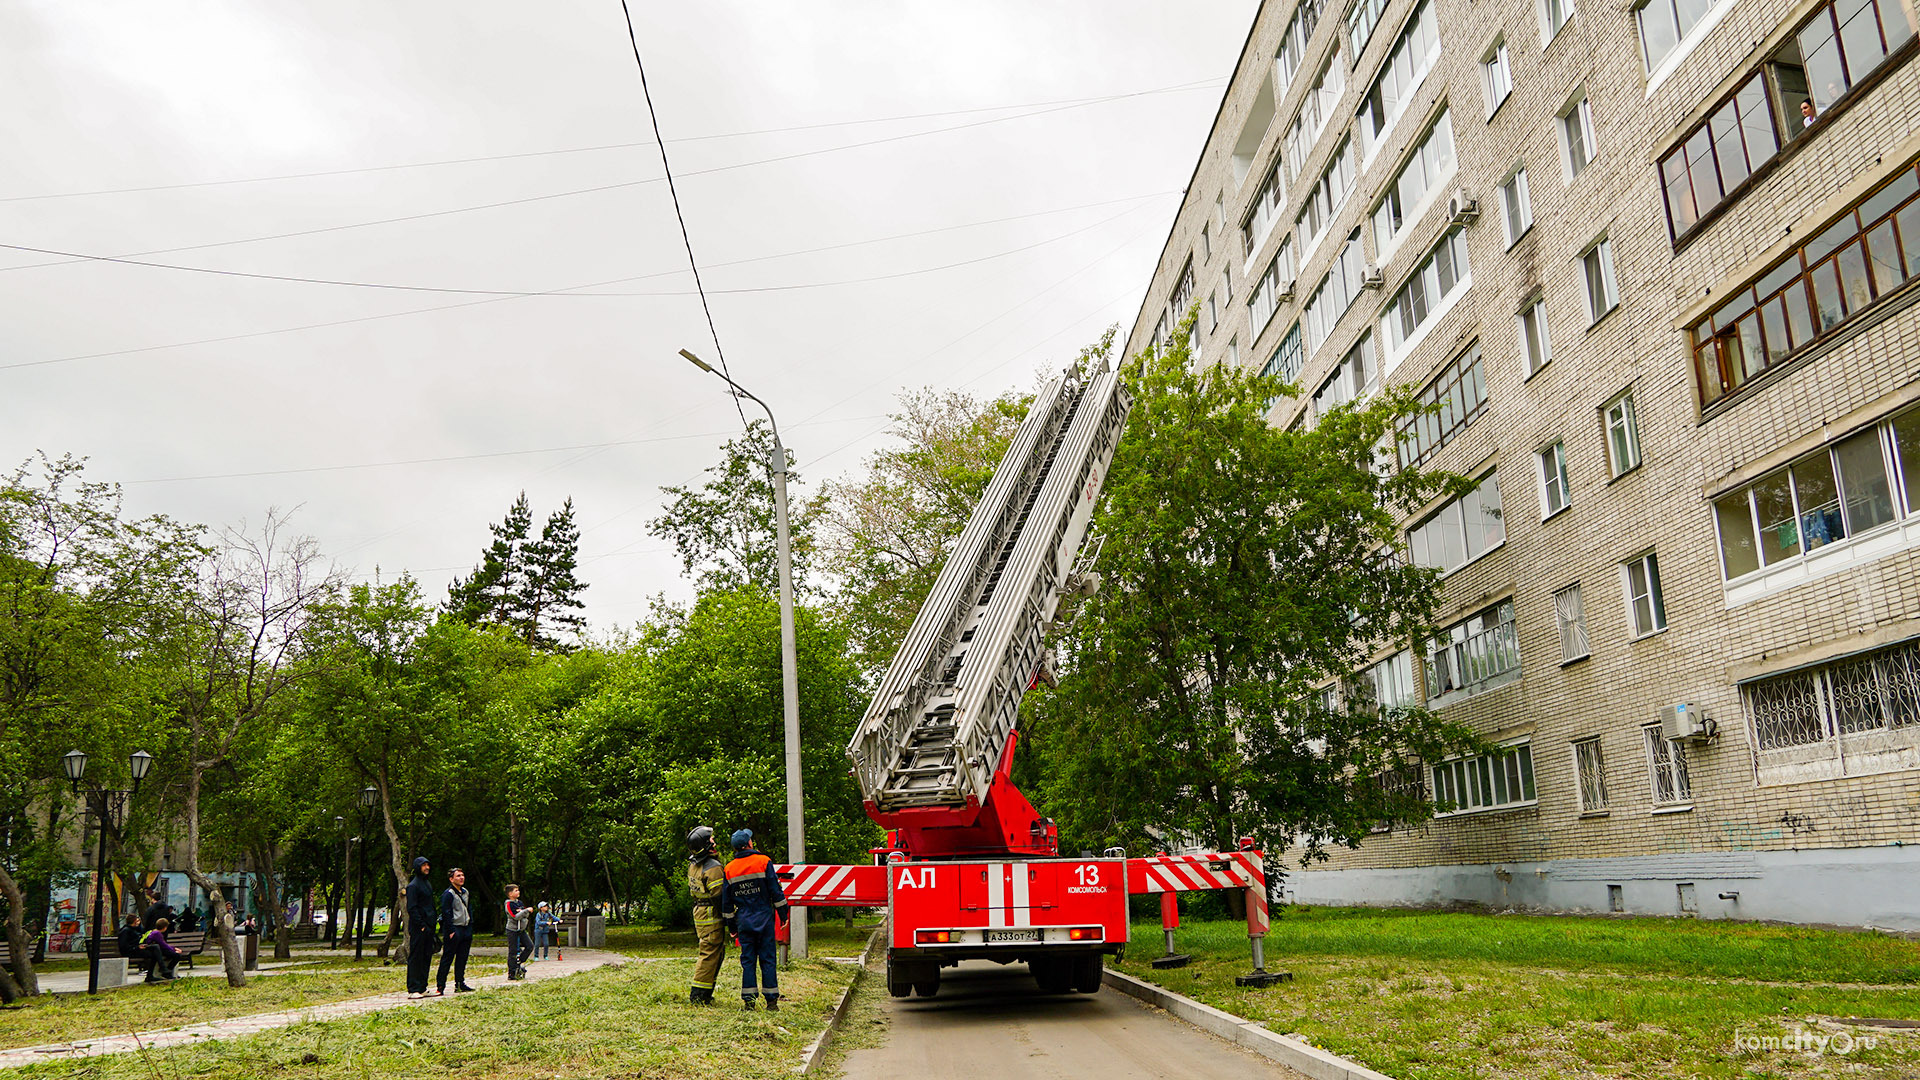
[353,786,377,961]
[63,748,153,995]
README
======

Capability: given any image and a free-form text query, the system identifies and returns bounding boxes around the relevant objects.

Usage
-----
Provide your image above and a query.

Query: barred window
[1642,724,1692,803]
[1573,737,1609,812]
[1397,343,1487,468]
[1745,638,1920,751]
[1432,742,1535,813]
[1554,583,1590,662]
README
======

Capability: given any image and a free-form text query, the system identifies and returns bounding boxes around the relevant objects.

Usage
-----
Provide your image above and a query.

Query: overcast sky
[1,0,1255,629]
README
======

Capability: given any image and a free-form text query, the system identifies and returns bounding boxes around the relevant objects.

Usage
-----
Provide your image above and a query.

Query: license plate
[986,929,1040,943]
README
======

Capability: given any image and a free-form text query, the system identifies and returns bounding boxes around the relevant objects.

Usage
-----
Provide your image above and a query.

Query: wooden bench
[0,935,39,969]
[115,930,209,971]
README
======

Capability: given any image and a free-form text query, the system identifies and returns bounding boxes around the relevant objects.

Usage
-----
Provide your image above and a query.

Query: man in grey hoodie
[436,867,477,995]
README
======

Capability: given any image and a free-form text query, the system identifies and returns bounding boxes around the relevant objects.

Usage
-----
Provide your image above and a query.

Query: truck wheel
[1072,953,1103,994]
[912,967,940,997]
[886,959,912,998]
[1032,957,1071,994]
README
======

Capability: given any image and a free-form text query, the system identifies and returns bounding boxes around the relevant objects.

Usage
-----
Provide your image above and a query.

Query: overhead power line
[0,80,1221,205]
[0,78,1216,276]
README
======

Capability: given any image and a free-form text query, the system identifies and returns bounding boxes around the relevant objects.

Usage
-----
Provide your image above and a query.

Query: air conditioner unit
[1276,279,1296,302]
[1659,702,1716,743]
[1360,266,1385,289]
[1448,188,1480,223]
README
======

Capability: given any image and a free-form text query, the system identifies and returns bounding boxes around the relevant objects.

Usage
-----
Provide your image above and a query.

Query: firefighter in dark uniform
[685,825,727,1005]
[721,828,789,1010]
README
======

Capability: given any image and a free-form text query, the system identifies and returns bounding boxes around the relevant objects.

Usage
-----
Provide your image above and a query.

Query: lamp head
[129,750,154,786]
[359,786,377,808]
[678,348,713,372]
[62,749,87,788]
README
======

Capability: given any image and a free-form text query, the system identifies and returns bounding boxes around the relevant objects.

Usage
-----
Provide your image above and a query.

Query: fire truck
[776,359,1278,998]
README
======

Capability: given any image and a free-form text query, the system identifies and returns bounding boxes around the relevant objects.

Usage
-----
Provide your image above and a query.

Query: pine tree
[446,492,532,627]
[518,498,587,649]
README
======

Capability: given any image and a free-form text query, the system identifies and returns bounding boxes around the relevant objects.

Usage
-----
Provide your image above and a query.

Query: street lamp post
[62,748,153,995]
[679,348,808,960]
[353,786,376,961]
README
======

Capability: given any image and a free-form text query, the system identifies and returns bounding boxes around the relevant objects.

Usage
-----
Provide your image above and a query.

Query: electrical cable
[0,79,1221,205]
[0,80,1216,276]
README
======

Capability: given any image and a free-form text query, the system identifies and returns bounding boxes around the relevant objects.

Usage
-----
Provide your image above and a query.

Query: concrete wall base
[1289,844,1920,931]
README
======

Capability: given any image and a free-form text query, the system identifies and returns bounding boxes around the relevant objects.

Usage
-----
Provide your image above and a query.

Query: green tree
[821,389,1030,675]
[649,421,823,593]
[1022,324,1482,865]
[446,493,531,627]
[447,493,587,650]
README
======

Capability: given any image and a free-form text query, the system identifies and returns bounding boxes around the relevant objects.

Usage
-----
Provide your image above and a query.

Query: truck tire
[886,959,913,998]
[1072,953,1103,994]
[913,966,940,997]
[1031,957,1071,994]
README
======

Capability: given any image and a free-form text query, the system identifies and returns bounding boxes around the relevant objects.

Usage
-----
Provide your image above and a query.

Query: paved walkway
[0,948,627,1069]
[36,958,324,994]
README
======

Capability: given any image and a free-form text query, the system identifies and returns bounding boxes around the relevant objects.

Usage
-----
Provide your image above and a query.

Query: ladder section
[848,360,1131,814]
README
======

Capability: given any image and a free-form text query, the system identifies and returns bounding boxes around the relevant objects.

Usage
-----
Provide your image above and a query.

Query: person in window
[1801,99,1817,126]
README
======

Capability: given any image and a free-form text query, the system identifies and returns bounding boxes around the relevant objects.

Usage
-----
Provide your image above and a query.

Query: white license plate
[986,929,1040,943]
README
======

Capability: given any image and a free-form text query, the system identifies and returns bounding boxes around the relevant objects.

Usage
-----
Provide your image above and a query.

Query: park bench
[114,930,208,971]
[0,934,44,969]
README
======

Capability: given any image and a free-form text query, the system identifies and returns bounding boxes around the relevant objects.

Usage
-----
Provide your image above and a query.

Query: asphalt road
[838,960,1308,1080]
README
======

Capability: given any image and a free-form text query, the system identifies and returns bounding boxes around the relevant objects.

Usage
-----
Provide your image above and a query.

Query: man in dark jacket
[721,829,788,1011]
[404,856,437,998]
[117,911,146,972]
[436,867,477,995]
[142,890,174,933]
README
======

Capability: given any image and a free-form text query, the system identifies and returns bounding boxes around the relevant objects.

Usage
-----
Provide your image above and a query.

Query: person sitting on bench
[117,911,147,971]
[142,918,184,982]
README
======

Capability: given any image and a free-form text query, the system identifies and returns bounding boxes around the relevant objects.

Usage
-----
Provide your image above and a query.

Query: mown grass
[0,958,505,1051]
[1115,909,1920,1080]
[600,918,880,959]
[11,957,855,1080]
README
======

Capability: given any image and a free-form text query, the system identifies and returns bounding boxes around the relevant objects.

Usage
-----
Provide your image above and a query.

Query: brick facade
[1126,0,1920,920]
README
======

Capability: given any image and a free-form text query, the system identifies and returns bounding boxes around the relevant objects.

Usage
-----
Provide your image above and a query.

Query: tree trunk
[180,765,247,987]
[27,796,59,965]
[0,863,40,1002]
[509,810,523,886]
[378,779,410,965]
[255,845,291,961]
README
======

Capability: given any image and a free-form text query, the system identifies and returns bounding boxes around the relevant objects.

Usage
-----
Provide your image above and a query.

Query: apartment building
[1126,0,1920,928]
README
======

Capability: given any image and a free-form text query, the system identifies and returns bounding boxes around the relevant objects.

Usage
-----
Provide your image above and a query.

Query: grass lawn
[0,958,505,1051]
[1114,907,1920,1080]
[9,957,855,1080]
[600,918,880,959]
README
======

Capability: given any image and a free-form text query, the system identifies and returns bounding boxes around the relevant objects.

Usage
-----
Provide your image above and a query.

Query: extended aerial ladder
[775,358,1282,998]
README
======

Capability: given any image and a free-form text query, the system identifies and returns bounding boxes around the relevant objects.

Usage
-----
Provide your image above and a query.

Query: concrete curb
[796,927,884,1075]
[1103,968,1397,1080]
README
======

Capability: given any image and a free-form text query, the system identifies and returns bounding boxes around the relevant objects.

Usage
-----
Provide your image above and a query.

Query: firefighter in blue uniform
[720,828,789,1010]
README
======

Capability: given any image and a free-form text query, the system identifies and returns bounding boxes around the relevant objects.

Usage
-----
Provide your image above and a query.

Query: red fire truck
[776,360,1280,998]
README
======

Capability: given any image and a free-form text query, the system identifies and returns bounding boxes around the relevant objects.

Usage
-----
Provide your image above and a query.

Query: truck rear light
[1067,927,1101,941]
[915,930,956,944]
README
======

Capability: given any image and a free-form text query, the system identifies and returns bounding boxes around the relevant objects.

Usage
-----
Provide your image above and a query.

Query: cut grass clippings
[0,959,506,1051]
[9,957,855,1080]
[1115,908,1920,1080]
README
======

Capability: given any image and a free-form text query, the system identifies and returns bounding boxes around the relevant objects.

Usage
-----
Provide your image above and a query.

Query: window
[1349,0,1392,55]
[1483,40,1513,113]
[1560,96,1597,179]
[1425,600,1521,703]
[1659,75,1779,239]
[1745,638,1920,763]
[1313,334,1379,422]
[1241,156,1287,261]
[1363,650,1421,710]
[1152,310,1170,352]
[1382,229,1471,354]
[1621,551,1667,636]
[1372,763,1429,829]
[1712,415,1908,581]
[1520,297,1552,375]
[1778,0,1917,122]
[1603,391,1642,476]
[1297,139,1357,257]
[1372,110,1457,253]
[1500,168,1533,247]
[1573,737,1609,812]
[1201,222,1213,261]
[1228,335,1240,368]
[1554,582,1590,661]
[1643,724,1692,803]
[1205,288,1219,335]
[1544,0,1575,40]
[1409,470,1505,572]
[1285,57,1348,179]
[1538,441,1571,517]
[1305,232,1368,352]
[1691,159,1920,408]
[1583,238,1619,323]
[1638,0,1721,72]
[1262,323,1305,388]
[1248,243,1295,336]
[1397,343,1486,467]
[1357,0,1443,161]
[1432,741,1536,813]
[1170,260,1196,321]
[1275,6,1320,97]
